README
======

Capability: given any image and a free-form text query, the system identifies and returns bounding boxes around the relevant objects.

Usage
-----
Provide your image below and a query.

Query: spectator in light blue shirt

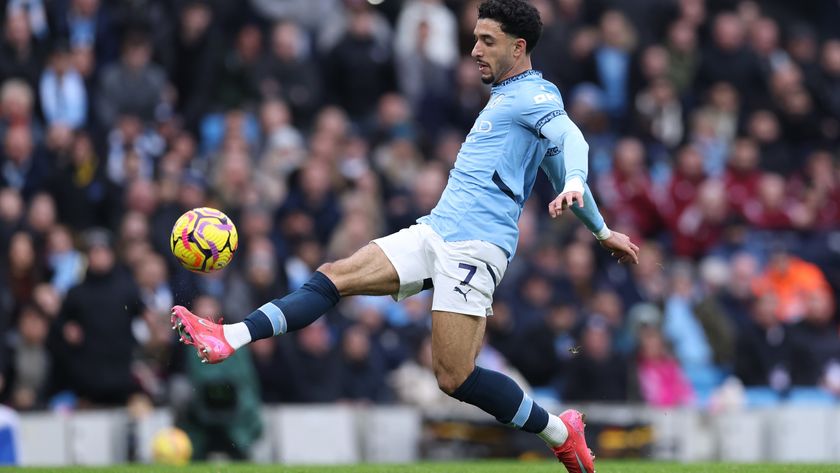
[39,42,87,129]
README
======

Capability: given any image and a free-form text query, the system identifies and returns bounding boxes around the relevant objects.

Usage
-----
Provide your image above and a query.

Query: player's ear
[514,38,527,57]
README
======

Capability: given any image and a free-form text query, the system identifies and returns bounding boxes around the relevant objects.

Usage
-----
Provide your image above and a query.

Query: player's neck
[494,57,533,85]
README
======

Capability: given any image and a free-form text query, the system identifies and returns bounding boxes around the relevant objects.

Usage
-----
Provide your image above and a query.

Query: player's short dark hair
[478,0,542,54]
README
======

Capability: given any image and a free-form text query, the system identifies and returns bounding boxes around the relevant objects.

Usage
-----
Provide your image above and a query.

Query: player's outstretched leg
[171,243,399,363]
[432,311,595,473]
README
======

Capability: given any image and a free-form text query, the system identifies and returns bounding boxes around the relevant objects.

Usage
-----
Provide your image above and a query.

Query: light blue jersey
[419,70,604,259]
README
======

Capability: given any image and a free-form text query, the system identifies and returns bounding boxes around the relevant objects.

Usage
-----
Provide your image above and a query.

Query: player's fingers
[625,246,640,264]
[573,192,584,208]
[556,198,567,215]
[548,200,559,218]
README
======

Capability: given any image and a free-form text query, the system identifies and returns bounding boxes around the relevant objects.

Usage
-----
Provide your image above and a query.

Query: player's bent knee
[433,362,474,395]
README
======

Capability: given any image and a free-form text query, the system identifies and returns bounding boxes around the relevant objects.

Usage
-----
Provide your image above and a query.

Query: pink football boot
[552,409,596,473]
[170,305,235,364]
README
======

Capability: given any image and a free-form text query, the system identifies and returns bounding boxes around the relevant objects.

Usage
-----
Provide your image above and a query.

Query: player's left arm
[540,114,589,216]
[539,115,640,264]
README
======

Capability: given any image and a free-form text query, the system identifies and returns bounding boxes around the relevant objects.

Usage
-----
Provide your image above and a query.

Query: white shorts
[373,224,508,317]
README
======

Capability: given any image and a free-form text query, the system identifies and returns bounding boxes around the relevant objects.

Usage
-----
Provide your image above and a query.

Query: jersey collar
[492,69,542,90]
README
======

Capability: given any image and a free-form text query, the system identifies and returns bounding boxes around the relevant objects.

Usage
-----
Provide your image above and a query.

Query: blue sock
[451,366,549,433]
[242,271,340,340]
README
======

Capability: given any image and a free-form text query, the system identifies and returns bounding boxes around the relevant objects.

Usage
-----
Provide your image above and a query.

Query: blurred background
[0,0,839,466]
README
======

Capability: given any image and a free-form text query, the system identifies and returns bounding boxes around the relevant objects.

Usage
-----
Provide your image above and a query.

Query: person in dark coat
[734,292,792,390]
[49,228,144,405]
[0,125,50,202]
[339,324,390,402]
[789,289,840,387]
[563,317,629,402]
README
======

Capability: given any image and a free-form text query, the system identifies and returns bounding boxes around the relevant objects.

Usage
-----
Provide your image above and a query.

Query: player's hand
[599,231,640,264]
[548,191,584,218]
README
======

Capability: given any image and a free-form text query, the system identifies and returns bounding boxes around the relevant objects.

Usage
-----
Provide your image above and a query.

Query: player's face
[471,19,517,84]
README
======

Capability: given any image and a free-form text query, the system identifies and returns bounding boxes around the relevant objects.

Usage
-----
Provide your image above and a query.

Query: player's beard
[483,56,514,85]
[478,62,494,84]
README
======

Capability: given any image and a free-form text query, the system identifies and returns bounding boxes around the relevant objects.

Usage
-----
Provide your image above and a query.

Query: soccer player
[171,1,639,471]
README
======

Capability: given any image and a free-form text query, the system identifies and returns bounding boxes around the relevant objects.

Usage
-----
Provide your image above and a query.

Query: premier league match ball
[170,207,238,273]
[151,427,193,466]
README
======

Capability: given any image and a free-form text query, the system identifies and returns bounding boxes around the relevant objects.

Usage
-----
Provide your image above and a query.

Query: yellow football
[170,207,238,273]
[151,427,192,466]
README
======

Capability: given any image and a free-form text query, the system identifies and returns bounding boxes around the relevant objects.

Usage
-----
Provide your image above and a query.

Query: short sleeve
[517,85,567,136]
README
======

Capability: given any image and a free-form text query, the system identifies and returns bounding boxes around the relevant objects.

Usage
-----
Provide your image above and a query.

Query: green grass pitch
[2,461,836,472]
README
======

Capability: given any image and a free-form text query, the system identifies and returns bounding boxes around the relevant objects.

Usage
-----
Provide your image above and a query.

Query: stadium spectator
[95,32,167,127]
[695,12,765,108]
[176,294,262,460]
[1,125,49,201]
[162,0,219,131]
[39,42,87,130]
[596,137,662,237]
[324,6,397,122]
[734,292,792,391]
[563,317,629,402]
[723,137,762,218]
[45,225,84,296]
[47,131,120,231]
[662,262,720,395]
[592,10,637,122]
[0,79,43,145]
[134,253,173,316]
[5,232,42,311]
[752,246,832,323]
[671,180,729,259]
[339,324,391,403]
[48,229,144,406]
[212,23,263,112]
[509,304,576,390]
[52,0,118,67]
[105,114,165,185]
[816,40,840,122]
[662,145,707,231]
[664,19,699,97]
[788,289,840,388]
[0,12,45,90]
[746,109,794,175]
[631,324,695,407]
[258,21,323,128]
[694,257,737,368]
[7,305,51,410]
[279,320,343,403]
[394,0,458,107]
[633,77,684,150]
[791,150,840,230]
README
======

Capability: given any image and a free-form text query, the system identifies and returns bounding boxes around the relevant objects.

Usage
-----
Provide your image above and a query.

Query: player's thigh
[430,310,485,392]
[319,243,400,297]
[369,224,435,300]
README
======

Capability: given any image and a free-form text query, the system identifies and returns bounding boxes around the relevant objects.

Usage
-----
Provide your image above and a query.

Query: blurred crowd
[1,0,840,422]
